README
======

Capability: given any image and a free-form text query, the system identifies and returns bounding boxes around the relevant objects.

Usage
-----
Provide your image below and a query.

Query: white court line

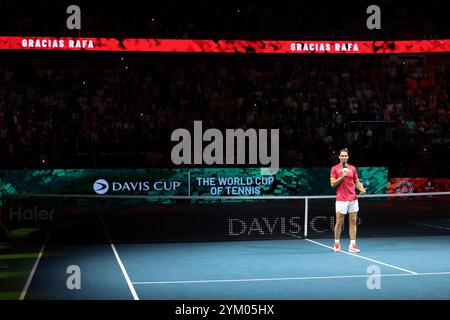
[409,222,450,231]
[19,228,52,300]
[289,235,418,274]
[132,271,450,285]
[98,213,139,300]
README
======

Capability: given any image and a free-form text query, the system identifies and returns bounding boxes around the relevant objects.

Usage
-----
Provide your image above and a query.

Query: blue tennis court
[19,235,450,300]
[2,192,450,300]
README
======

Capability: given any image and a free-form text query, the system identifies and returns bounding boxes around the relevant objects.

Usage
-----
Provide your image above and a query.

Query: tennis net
[1,192,449,244]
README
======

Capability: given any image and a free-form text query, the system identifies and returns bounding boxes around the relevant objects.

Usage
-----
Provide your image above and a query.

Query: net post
[304,197,308,238]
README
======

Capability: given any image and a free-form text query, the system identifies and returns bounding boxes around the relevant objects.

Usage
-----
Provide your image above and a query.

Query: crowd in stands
[0,52,448,177]
[0,1,449,177]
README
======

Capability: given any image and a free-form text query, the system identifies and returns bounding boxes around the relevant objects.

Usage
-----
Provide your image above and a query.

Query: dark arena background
[0,0,449,315]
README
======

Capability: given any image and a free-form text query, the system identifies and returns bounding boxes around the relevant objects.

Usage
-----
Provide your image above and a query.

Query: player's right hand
[341,169,348,178]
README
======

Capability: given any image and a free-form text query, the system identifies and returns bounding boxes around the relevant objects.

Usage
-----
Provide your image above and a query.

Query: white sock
[335,239,340,244]
[350,240,356,245]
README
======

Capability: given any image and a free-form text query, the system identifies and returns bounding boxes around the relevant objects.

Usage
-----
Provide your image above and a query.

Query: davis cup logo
[93,179,109,194]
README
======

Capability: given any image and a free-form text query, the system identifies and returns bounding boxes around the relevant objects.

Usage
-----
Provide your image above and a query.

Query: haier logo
[93,179,109,194]
[8,206,55,222]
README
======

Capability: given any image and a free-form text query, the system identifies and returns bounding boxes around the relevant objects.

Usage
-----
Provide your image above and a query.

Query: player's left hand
[360,189,366,195]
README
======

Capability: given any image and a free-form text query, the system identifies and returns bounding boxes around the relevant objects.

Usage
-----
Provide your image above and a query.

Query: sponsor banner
[189,167,387,196]
[1,36,450,54]
[388,178,450,193]
[0,167,387,198]
[0,169,189,196]
[2,197,56,228]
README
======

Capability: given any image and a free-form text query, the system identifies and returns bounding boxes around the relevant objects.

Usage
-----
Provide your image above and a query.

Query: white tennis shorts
[335,200,359,214]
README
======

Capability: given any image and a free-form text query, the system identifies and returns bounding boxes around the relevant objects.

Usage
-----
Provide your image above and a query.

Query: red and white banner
[1,36,450,54]
[389,178,450,194]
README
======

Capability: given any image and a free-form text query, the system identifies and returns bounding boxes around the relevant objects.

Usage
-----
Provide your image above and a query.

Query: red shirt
[330,163,359,201]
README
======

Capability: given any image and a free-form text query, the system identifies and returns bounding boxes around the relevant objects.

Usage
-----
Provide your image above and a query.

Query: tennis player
[330,148,366,253]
